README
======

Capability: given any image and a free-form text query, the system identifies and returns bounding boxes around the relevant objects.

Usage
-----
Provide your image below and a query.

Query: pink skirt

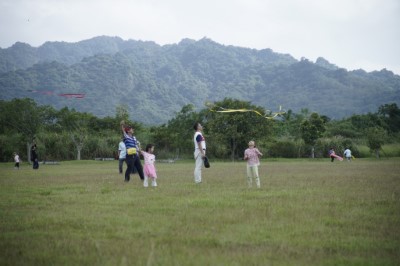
[144,164,157,179]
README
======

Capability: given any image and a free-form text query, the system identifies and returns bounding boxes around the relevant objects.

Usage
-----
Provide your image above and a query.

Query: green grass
[1,159,399,265]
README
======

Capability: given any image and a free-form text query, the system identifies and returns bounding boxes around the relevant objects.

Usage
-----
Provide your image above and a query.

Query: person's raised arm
[120,120,126,134]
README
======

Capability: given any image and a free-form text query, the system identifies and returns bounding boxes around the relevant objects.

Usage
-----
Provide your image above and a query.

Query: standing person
[141,144,158,187]
[343,147,352,162]
[14,152,20,170]
[118,137,126,174]
[31,143,39,169]
[120,121,145,183]
[244,140,263,188]
[193,122,206,184]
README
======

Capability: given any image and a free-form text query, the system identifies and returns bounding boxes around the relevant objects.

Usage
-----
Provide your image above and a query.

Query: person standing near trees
[244,140,263,188]
[118,137,126,174]
[120,121,144,183]
[193,122,206,184]
[31,143,39,169]
[14,152,20,170]
[343,147,352,162]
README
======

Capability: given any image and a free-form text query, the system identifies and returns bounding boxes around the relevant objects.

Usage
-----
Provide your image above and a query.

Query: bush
[268,139,305,158]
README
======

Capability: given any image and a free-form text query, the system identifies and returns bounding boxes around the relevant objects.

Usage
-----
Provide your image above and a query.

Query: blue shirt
[123,132,138,149]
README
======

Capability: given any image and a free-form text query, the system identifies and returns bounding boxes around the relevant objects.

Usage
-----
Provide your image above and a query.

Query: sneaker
[151,180,157,187]
[143,177,148,187]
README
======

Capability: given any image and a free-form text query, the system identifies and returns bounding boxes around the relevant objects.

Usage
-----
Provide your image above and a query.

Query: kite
[331,154,344,161]
[205,101,285,120]
[58,93,85,99]
[27,90,85,99]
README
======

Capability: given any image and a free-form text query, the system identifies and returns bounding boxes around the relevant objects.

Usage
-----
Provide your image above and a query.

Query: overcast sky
[1,0,399,74]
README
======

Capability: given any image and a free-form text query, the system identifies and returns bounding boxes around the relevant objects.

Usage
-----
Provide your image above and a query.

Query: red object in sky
[58,93,85,98]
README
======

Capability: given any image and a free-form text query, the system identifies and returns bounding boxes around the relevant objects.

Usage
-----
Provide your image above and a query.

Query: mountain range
[1,36,399,124]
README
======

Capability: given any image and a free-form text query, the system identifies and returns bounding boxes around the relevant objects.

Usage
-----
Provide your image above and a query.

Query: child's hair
[146,144,154,152]
[193,122,200,130]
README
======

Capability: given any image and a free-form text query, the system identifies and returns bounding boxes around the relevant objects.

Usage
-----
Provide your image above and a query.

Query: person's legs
[253,166,261,188]
[119,159,124,173]
[246,165,253,187]
[125,155,134,181]
[133,156,145,181]
[194,152,203,183]
[151,177,157,187]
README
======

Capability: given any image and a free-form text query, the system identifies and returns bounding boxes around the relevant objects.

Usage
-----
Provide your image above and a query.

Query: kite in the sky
[27,90,85,99]
[205,101,285,119]
[58,93,85,99]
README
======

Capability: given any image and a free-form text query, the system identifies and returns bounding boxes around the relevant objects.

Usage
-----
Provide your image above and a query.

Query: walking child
[14,152,20,169]
[141,144,158,187]
[244,141,263,188]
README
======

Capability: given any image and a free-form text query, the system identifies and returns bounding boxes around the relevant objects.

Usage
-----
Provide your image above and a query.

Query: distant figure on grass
[244,140,263,188]
[343,147,352,162]
[31,143,39,169]
[118,137,126,174]
[120,121,145,183]
[329,147,343,162]
[141,144,158,187]
[13,152,20,170]
[193,122,206,184]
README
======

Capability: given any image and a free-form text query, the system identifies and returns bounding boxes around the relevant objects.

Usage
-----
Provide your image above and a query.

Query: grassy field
[0,158,399,265]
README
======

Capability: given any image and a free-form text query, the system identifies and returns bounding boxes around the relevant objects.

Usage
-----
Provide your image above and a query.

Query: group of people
[329,147,353,162]
[13,143,40,170]
[193,122,263,188]
[119,121,158,187]
[119,121,264,189]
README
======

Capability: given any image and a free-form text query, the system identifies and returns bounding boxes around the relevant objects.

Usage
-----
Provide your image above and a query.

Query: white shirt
[194,131,206,151]
[118,141,126,159]
[344,149,352,157]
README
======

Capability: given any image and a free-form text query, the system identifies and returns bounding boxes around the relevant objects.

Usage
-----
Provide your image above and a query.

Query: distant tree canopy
[0,98,398,162]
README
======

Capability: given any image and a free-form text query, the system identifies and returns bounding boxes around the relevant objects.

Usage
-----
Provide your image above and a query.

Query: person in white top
[343,148,352,162]
[244,140,263,188]
[14,152,20,169]
[118,138,126,174]
[193,122,206,184]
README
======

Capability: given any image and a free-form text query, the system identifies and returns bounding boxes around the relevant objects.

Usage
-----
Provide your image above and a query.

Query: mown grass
[0,158,399,265]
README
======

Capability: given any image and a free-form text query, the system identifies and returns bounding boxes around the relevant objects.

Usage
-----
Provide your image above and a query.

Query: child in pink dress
[141,144,158,187]
[244,140,263,188]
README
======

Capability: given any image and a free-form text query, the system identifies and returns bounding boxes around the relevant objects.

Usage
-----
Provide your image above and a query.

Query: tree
[54,107,92,160]
[378,103,400,133]
[0,98,45,162]
[206,98,274,161]
[300,112,326,158]
[366,127,387,158]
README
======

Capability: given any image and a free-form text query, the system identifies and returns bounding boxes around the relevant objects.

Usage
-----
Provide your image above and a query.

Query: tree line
[1,98,399,163]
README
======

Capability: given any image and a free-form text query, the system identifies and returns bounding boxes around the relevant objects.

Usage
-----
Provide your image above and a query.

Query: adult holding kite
[120,121,144,183]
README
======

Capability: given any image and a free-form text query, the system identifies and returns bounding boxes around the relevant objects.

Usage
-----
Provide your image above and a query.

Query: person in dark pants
[31,143,39,169]
[120,121,144,183]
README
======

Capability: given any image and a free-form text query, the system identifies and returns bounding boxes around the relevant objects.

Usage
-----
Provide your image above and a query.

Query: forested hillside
[1,36,399,124]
